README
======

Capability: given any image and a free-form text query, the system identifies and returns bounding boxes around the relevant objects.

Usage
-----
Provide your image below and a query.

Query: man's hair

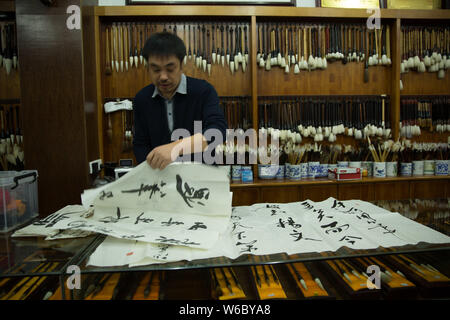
[143,32,186,64]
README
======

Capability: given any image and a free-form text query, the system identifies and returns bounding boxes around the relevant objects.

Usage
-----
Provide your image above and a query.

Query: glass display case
[0,199,449,300]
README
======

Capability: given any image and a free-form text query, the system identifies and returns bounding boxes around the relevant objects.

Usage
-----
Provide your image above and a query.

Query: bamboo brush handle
[124,25,128,62]
[303,27,307,59]
[298,27,301,60]
[118,23,122,62]
[105,27,110,66]
[112,23,117,62]
[309,27,312,57]
[386,25,390,59]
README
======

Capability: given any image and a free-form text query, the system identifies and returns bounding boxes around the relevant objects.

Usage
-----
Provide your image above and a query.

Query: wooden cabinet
[231,176,450,206]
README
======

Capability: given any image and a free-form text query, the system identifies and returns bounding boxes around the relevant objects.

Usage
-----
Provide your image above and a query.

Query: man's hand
[146,141,180,170]
[146,134,208,170]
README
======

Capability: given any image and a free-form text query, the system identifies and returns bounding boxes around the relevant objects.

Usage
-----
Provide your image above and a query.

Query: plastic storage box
[0,171,39,233]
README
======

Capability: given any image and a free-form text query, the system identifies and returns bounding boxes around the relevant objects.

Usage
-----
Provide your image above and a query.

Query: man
[133,32,227,169]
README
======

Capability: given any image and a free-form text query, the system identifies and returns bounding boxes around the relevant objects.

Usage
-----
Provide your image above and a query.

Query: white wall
[295,0,317,7]
[99,0,126,5]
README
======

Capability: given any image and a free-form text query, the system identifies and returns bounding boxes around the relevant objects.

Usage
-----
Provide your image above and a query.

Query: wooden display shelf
[230,174,450,188]
[82,5,450,195]
[91,6,450,20]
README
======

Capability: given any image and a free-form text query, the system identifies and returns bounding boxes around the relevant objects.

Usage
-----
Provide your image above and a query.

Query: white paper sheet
[50,162,232,249]
[87,198,450,267]
[11,205,91,239]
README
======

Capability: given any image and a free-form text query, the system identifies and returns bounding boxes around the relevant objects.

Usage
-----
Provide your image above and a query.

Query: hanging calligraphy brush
[276,24,282,67]
[117,23,123,72]
[196,25,201,69]
[315,26,323,69]
[138,25,144,66]
[187,24,191,61]
[202,25,207,73]
[242,25,247,72]
[207,28,211,76]
[10,23,16,70]
[219,24,224,67]
[283,26,289,73]
[125,23,130,71]
[229,26,234,74]
[259,24,265,68]
[235,24,242,68]
[210,25,216,65]
[3,24,12,75]
[351,25,357,62]
[307,26,315,69]
[112,23,118,72]
[266,24,273,70]
[342,24,348,65]
[322,26,328,69]
[130,23,136,69]
[192,24,197,66]
[293,27,300,74]
[225,25,230,66]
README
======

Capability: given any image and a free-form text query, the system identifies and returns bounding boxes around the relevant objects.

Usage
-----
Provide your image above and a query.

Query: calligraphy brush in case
[317,258,382,300]
[382,253,450,299]
[282,262,335,300]
[247,264,287,300]
[349,256,418,300]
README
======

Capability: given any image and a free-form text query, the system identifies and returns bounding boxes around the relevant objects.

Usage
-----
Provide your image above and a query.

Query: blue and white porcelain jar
[318,163,328,178]
[435,160,449,175]
[412,160,424,176]
[308,161,320,179]
[300,163,308,179]
[285,163,291,179]
[337,161,348,168]
[289,164,301,180]
[374,162,386,178]
[423,160,435,176]
[386,161,398,177]
[258,164,278,179]
[400,162,412,176]
[275,164,285,180]
[231,165,242,181]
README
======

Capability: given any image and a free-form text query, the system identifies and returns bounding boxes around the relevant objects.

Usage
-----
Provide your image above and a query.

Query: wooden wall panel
[401,72,450,95]
[338,183,374,201]
[261,186,300,203]
[232,187,260,206]
[300,184,337,202]
[15,0,91,216]
[411,180,448,199]
[374,181,410,200]
[257,63,391,96]
[0,70,20,100]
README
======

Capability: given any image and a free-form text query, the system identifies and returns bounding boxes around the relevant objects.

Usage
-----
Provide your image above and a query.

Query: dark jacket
[133,76,227,164]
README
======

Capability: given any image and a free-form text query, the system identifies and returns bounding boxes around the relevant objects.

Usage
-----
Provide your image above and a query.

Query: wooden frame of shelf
[230,175,450,205]
[0,1,14,13]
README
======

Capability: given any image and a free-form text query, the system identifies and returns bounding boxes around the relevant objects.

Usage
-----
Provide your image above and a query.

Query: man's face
[148,55,182,100]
